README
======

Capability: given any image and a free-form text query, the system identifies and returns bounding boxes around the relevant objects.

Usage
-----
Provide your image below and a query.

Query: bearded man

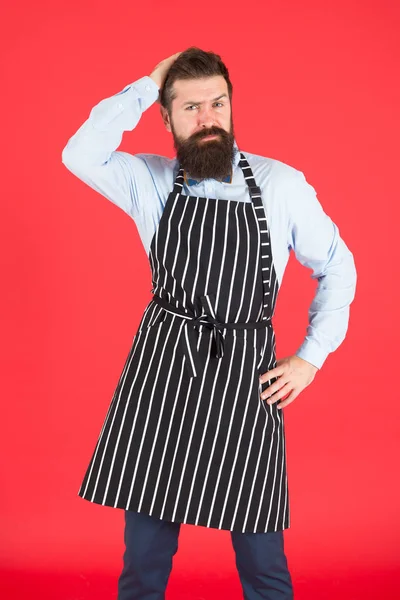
[62,46,357,600]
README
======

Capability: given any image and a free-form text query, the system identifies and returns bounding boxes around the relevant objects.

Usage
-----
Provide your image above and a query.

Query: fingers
[259,365,286,384]
[166,51,183,65]
[260,377,290,400]
[259,355,314,410]
[150,52,183,90]
[276,389,299,410]
[262,382,293,405]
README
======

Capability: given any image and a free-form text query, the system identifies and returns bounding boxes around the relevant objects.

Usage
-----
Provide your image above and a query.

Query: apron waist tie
[152,294,271,379]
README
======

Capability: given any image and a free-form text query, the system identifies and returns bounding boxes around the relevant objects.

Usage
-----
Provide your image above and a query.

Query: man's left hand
[259,355,319,410]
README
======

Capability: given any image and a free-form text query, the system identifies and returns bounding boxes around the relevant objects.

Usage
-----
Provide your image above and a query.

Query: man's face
[162,76,236,181]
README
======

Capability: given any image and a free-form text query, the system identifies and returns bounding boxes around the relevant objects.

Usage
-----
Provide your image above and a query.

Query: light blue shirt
[62,75,357,370]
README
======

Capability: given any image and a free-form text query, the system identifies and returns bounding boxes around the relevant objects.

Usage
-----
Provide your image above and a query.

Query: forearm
[61,75,160,171]
[295,237,357,368]
[284,170,358,369]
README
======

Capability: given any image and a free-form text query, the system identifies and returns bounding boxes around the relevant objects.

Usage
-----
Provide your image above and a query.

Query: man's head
[159,47,236,181]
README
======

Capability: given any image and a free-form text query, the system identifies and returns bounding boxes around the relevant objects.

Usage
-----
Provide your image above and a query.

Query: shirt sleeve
[61,76,160,217]
[285,169,357,369]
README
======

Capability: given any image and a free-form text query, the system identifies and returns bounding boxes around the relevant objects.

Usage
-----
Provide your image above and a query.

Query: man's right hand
[149,52,182,93]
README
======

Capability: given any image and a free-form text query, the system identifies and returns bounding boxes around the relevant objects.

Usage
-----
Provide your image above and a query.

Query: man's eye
[185,102,224,111]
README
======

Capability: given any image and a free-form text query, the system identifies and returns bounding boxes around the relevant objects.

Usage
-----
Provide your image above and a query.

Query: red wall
[1,0,399,598]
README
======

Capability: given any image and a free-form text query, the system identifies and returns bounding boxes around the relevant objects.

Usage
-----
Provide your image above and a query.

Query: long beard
[172,121,237,181]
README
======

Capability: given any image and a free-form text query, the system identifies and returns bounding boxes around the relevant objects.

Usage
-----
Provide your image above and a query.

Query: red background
[1,0,399,598]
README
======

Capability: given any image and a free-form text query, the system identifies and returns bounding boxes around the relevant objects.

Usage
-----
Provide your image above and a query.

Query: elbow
[346,250,358,299]
[330,238,358,298]
[61,141,85,175]
[61,143,75,170]
[62,123,89,169]
[61,144,72,166]
[62,141,81,170]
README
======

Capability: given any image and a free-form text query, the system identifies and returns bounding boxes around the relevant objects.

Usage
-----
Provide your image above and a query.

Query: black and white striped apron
[78,152,290,533]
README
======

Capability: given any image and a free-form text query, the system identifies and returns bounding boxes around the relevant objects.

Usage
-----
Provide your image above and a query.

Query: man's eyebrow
[182,94,228,107]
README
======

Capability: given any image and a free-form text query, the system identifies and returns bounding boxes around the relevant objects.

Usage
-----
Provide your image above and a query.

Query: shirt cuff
[130,75,160,107]
[295,338,329,370]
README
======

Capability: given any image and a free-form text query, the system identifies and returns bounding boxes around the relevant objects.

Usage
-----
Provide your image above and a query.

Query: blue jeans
[117,510,293,600]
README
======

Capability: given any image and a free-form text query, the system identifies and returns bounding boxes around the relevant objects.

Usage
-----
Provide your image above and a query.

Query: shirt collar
[183,138,240,186]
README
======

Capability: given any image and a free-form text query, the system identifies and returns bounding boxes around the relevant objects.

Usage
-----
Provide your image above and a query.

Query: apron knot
[151,293,271,380]
[182,312,227,379]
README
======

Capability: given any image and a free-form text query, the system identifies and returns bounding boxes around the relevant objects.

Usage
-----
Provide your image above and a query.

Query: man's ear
[160,106,172,133]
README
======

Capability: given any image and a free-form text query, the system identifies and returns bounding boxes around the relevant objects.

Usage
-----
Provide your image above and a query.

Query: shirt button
[145,85,150,91]
[117,103,123,109]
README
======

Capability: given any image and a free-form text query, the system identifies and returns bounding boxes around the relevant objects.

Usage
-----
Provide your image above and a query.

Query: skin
[149,53,319,409]
[159,75,231,142]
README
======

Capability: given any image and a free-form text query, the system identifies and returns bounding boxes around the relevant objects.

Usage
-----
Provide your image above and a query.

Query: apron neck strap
[172,166,185,196]
[237,153,262,199]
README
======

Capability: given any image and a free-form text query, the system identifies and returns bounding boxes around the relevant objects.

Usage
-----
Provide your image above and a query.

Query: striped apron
[78,152,290,533]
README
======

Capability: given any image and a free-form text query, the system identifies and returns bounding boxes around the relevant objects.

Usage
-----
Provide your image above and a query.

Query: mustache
[190,127,229,142]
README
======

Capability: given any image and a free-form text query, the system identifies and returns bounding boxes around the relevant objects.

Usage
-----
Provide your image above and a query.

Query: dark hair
[160,46,233,114]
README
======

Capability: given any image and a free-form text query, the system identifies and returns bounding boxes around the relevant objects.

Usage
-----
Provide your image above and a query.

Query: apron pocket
[137,306,168,334]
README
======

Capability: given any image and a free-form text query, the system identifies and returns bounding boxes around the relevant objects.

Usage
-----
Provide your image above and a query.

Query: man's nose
[197,108,216,129]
